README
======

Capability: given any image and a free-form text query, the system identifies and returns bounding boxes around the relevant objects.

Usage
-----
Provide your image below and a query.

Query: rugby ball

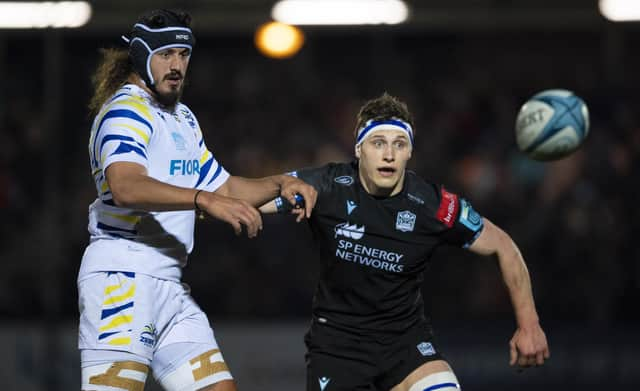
[515,89,589,161]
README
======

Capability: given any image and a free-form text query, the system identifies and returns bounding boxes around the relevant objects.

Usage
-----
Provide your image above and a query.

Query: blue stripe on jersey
[198,138,204,147]
[107,271,135,277]
[102,199,116,206]
[101,301,134,320]
[93,109,153,165]
[110,142,148,160]
[99,109,153,134]
[195,157,213,187]
[100,135,136,156]
[98,331,120,341]
[424,383,459,391]
[206,163,223,186]
[106,92,131,105]
[97,222,137,234]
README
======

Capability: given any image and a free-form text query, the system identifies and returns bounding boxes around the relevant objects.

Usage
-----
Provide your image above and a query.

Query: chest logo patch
[417,342,436,356]
[171,132,187,151]
[346,200,357,215]
[396,210,416,232]
[334,175,354,186]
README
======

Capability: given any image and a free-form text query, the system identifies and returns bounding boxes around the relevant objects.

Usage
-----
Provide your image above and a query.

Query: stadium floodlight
[272,0,409,25]
[599,0,640,22]
[0,1,92,28]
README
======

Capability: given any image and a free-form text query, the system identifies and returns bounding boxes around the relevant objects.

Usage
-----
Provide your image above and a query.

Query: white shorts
[78,271,232,383]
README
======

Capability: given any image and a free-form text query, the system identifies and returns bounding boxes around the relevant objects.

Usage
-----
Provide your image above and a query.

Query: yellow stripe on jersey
[112,122,151,144]
[99,314,134,332]
[103,212,141,225]
[117,97,153,123]
[104,282,124,296]
[100,181,110,193]
[103,285,136,305]
[107,337,131,346]
[200,149,211,165]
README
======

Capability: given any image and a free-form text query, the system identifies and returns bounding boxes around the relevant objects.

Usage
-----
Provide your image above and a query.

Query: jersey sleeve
[435,186,484,248]
[190,113,230,192]
[90,97,154,172]
[274,165,331,213]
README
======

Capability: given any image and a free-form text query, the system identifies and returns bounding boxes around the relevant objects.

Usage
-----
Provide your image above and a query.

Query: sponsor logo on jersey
[416,342,436,356]
[139,324,157,348]
[170,159,200,175]
[175,33,190,40]
[334,222,365,240]
[319,377,331,391]
[334,175,354,186]
[436,188,459,228]
[171,132,186,150]
[346,200,357,215]
[336,240,405,272]
[396,210,416,232]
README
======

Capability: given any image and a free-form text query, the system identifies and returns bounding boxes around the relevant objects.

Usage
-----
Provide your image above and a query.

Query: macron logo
[346,200,357,215]
[319,377,330,391]
[334,222,365,240]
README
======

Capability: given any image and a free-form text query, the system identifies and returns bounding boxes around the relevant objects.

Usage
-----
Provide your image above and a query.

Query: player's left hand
[509,323,550,369]
[279,176,318,222]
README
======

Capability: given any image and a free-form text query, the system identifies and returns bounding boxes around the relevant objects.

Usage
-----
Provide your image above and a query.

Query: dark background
[0,0,638,389]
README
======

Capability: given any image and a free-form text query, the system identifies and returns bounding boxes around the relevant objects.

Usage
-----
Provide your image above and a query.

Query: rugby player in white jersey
[79,9,316,391]
[262,93,549,390]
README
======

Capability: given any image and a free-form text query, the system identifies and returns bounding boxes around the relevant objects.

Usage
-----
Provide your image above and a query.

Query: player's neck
[358,169,405,198]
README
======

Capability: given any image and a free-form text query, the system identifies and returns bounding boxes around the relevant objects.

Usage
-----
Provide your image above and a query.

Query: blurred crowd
[0,29,638,329]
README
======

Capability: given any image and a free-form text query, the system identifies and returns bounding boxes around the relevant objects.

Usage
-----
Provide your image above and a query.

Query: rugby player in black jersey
[261,93,549,391]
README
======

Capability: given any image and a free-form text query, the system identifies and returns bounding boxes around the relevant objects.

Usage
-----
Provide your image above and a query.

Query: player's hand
[199,191,263,238]
[278,176,318,221]
[509,323,550,369]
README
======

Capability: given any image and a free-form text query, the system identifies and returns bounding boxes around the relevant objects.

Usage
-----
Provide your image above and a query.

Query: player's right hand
[198,191,263,238]
[509,323,550,369]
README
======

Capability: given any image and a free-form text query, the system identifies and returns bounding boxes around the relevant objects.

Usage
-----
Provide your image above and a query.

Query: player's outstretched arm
[106,161,263,238]
[468,218,550,369]
[219,175,317,219]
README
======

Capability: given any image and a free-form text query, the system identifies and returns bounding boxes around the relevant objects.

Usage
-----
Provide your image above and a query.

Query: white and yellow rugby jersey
[81,84,229,281]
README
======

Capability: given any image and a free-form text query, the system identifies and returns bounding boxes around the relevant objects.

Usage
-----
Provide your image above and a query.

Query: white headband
[355,119,414,147]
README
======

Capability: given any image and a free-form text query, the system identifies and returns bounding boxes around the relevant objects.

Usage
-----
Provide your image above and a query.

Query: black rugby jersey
[282,161,484,334]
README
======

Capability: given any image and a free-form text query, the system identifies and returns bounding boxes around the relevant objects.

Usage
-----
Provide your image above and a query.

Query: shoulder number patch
[436,188,459,228]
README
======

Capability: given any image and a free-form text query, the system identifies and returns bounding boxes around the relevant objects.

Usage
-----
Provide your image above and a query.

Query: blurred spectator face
[150,47,190,106]
[356,129,412,196]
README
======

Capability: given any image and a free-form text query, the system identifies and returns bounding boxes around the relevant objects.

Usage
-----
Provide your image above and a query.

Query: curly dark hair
[354,93,415,138]
[88,48,132,116]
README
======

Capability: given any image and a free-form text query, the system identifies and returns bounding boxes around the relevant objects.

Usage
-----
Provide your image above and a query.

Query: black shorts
[304,321,444,391]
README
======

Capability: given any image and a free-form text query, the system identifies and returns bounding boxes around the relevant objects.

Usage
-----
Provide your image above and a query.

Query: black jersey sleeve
[434,186,484,248]
[274,165,333,214]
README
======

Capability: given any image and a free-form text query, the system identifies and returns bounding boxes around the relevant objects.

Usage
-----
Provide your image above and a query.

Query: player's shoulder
[316,161,358,186]
[99,84,154,122]
[403,170,441,208]
[290,161,356,192]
